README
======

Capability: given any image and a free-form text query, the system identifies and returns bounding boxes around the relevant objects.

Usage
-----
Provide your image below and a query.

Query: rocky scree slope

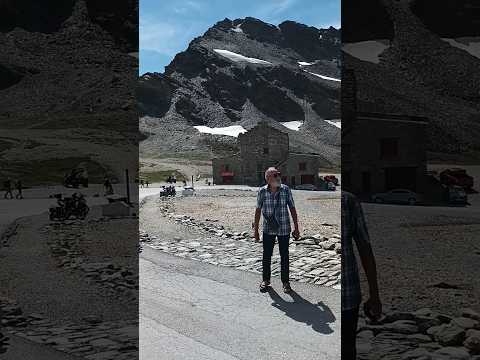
[343,0,480,155]
[0,0,138,126]
[139,17,341,165]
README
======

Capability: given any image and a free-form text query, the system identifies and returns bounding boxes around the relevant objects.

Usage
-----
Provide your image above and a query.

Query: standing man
[3,178,13,199]
[254,167,300,294]
[15,179,23,199]
[342,191,382,359]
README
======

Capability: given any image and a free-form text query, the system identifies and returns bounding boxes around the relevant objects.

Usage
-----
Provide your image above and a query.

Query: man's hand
[364,296,382,321]
[254,229,260,242]
[292,228,300,240]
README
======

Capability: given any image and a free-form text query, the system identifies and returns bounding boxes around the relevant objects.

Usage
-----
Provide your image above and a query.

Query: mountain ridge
[139,17,341,166]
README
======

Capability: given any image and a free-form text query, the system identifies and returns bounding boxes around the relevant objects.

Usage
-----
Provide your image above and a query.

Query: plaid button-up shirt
[256,184,295,236]
[342,191,371,311]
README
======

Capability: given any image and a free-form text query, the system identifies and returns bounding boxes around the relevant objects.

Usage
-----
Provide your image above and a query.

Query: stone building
[212,121,329,187]
[342,69,428,197]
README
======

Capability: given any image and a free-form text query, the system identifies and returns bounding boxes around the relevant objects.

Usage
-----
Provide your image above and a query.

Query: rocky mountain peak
[140,17,341,165]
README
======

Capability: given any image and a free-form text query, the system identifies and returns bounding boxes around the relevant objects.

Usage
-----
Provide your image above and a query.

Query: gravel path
[0,213,136,323]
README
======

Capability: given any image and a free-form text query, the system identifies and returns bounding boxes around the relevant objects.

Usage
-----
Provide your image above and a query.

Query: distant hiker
[103,177,114,195]
[15,179,23,199]
[342,191,382,360]
[254,167,300,294]
[140,179,144,188]
[3,178,13,199]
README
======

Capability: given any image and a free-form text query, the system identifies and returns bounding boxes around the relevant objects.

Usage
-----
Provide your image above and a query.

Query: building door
[300,174,315,185]
[362,171,371,194]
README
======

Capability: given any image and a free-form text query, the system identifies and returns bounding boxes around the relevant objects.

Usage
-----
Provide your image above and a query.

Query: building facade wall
[238,121,290,186]
[212,155,243,185]
[278,154,325,188]
[213,121,328,187]
[342,118,427,196]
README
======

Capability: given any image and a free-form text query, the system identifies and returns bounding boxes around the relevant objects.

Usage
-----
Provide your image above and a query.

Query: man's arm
[287,187,300,239]
[254,208,261,233]
[254,189,263,241]
[358,243,380,303]
[289,207,300,237]
[353,198,382,318]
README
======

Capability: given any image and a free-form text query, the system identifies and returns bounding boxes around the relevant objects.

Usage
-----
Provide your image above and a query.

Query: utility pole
[125,169,131,205]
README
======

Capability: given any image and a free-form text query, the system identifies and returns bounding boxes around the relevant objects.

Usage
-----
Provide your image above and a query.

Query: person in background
[342,191,382,359]
[103,177,113,196]
[15,179,23,199]
[3,178,13,199]
[145,179,149,187]
[254,167,300,294]
[140,179,144,188]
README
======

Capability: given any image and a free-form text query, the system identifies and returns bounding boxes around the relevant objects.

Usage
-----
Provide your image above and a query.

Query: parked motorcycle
[159,185,176,197]
[49,193,89,221]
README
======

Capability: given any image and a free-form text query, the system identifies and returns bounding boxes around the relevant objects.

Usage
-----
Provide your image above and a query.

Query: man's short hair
[264,167,279,181]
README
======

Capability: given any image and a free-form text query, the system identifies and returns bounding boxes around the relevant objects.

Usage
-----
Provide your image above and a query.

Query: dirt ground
[168,188,340,238]
[359,199,480,314]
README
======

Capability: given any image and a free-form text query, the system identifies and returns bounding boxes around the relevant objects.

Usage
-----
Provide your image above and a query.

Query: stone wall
[238,121,289,186]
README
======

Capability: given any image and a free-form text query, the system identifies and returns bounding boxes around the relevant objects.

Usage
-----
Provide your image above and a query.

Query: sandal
[259,281,270,292]
[283,282,292,294]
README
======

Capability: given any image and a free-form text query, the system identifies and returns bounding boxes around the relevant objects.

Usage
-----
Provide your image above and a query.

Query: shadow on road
[268,288,336,334]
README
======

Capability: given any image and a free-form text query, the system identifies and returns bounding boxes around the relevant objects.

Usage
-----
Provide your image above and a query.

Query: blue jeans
[262,233,290,283]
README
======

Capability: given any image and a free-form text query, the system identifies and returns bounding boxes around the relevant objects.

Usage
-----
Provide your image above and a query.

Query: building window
[263,147,269,154]
[299,162,307,171]
[380,138,398,159]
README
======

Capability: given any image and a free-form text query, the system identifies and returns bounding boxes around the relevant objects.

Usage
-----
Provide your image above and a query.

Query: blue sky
[140,0,340,75]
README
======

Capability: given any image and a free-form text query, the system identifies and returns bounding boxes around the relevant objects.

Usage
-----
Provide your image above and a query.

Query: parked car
[372,189,422,205]
[324,175,339,186]
[447,185,468,205]
[440,168,474,191]
[295,184,317,191]
[327,182,336,191]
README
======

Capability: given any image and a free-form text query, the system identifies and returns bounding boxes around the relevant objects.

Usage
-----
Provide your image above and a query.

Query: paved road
[1,334,81,360]
[140,247,340,360]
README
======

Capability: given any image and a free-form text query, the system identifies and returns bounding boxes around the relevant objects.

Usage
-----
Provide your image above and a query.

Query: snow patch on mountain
[231,23,243,33]
[342,40,390,64]
[324,120,341,128]
[304,71,341,82]
[193,125,247,137]
[213,49,272,65]
[441,37,480,59]
[280,121,303,131]
[298,61,315,66]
